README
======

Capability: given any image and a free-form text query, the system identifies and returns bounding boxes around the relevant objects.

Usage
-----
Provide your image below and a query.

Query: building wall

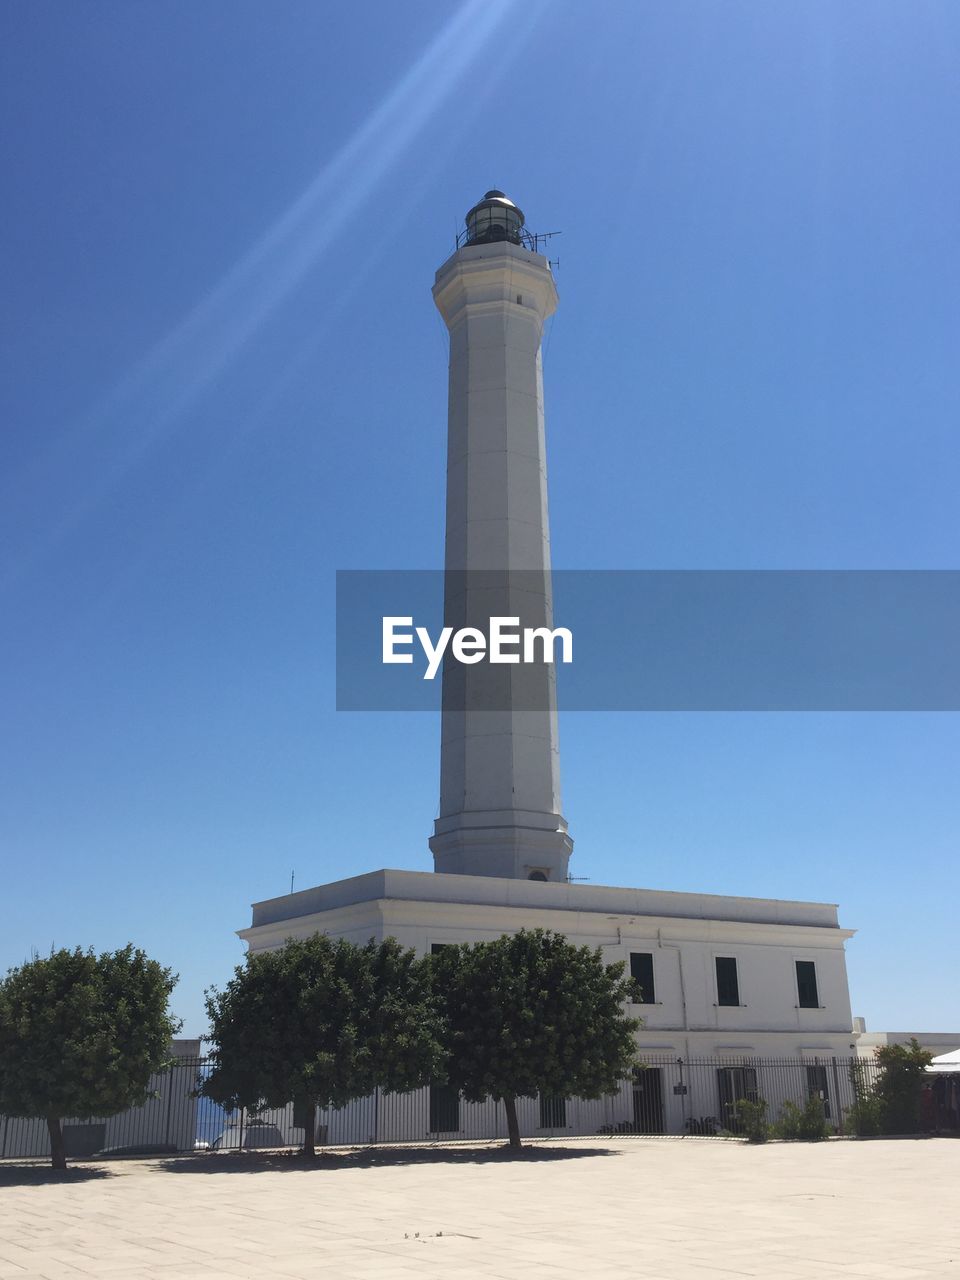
[240,875,856,1058]
[854,1031,960,1058]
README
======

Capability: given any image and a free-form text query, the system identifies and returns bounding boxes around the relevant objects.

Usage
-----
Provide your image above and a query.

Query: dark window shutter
[629,952,656,1004]
[429,1083,460,1132]
[796,961,819,1008]
[539,1094,567,1128]
[716,957,740,1006]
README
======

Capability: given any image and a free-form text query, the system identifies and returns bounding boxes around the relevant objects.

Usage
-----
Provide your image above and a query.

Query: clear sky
[1,1,957,1038]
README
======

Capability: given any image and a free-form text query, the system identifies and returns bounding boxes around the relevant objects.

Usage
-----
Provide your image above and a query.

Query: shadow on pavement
[156,1144,619,1174]
[0,1163,114,1186]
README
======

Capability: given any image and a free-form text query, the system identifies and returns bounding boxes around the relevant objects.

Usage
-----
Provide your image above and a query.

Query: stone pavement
[0,1137,957,1280]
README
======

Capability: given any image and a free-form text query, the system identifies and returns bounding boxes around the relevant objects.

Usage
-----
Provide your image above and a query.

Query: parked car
[211,1121,285,1150]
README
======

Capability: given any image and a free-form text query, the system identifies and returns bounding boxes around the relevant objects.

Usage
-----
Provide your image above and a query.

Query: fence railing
[1,1052,938,1161]
[0,1056,204,1160]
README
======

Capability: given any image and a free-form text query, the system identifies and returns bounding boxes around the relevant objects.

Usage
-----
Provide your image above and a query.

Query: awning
[926,1047,960,1073]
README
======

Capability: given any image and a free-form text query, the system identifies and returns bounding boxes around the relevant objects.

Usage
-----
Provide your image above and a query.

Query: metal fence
[622,1054,879,1138]
[0,1056,204,1160]
[0,1053,912,1160]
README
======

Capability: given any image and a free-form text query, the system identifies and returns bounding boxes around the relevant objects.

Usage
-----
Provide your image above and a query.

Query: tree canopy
[432,928,639,1146]
[874,1038,934,1133]
[0,945,180,1168]
[203,934,445,1154]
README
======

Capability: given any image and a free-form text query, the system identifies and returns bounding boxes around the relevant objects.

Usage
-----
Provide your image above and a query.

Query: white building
[242,869,855,1062]
[239,191,858,1137]
[852,1023,960,1059]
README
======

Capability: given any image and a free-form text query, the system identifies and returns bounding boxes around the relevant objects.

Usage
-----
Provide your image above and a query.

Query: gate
[632,1066,664,1133]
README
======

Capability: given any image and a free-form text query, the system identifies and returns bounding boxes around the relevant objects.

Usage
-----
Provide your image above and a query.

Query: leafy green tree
[203,934,444,1155]
[873,1038,933,1134]
[432,929,639,1148]
[0,946,180,1169]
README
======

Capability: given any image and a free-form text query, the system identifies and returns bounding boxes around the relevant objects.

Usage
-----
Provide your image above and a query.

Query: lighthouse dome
[465,189,525,246]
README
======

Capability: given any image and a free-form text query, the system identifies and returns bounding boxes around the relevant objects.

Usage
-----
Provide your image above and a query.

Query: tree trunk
[503,1095,522,1149]
[302,1098,316,1157]
[46,1114,66,1170]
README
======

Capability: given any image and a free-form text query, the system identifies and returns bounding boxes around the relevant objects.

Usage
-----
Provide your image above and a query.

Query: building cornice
[248,868,848,932]
[240,891,854,955]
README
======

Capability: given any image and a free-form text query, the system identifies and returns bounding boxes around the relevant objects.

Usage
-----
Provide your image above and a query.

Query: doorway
[805,1064,831,1119]
[717,1065,759,1133]
[632,1066,664,1133]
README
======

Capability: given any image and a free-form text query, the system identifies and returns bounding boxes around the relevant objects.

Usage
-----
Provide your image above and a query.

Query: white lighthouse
[429,190,572,883]
[239,190,857,1128]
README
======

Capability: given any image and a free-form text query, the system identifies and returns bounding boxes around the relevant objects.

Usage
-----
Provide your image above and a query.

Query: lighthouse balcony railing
[455,225,559,255]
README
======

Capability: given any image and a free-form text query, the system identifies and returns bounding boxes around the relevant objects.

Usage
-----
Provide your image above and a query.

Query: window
[528,870,548,881]
[715,957,740,1006]
[539,1093,566,1128]
[629,952,656,1004]
[430,943,451,955]
[796,960,819,1009]
[429,1083,460,1133]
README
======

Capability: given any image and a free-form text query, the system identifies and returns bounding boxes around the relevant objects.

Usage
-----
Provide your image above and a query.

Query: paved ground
[0,1137,957,1280]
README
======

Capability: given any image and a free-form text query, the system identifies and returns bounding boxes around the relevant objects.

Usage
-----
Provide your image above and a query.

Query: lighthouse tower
[428,191,573,882]
[240,185,856,1094]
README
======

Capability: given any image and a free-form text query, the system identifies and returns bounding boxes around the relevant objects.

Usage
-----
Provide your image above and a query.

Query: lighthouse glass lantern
[464,189,525,246]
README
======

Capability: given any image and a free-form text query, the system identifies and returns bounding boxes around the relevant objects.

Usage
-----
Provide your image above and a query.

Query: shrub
[774,1095,829,1140]
[846,1094,884,1136]
[684,1115,719,1136]
[846,1057,883,1136]
[732,1097,769,1143]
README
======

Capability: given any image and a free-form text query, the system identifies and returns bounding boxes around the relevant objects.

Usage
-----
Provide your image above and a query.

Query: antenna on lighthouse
[456,189,562,256]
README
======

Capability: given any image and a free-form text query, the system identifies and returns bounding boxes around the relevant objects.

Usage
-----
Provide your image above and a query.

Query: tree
[432,929,639,1148]
[0,945,180,1169]
[873,1038,933,1134]
[203,934,445,1155]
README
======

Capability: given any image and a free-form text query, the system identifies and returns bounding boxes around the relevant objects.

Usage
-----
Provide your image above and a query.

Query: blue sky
[1,1,957,1037]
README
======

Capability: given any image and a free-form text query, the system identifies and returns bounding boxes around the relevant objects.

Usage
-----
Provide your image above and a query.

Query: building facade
[239,870,856,1137]
[241,870,854,1061]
